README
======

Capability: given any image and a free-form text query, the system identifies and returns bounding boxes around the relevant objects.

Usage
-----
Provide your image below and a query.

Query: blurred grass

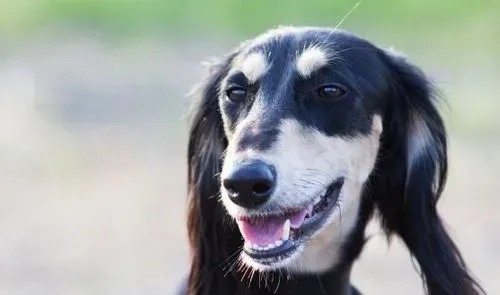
[0,0,498,134]
[0,0,498,37]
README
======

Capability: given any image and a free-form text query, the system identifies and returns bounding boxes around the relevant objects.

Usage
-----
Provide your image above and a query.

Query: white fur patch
[296,46,328,78]
[240,52,268,83]
[407,112,442,192]
[221,115,383,273]
[293,181,362,273]
[407,112,433,169]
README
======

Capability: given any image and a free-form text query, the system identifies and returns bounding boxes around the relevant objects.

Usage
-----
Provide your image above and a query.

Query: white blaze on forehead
[240,52,268,83]
[296,46,329,78]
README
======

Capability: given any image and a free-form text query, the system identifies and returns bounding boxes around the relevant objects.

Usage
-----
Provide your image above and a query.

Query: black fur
[183,27,484,295]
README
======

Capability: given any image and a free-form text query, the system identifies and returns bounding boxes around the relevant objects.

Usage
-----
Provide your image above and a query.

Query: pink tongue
[289,208,310,228]
[237,208,310,246]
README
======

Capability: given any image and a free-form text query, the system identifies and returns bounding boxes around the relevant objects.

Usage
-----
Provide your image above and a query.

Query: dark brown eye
[317,85,346,100]
[226,86,247,102]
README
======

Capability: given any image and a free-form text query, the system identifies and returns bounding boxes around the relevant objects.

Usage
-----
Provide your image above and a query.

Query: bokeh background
[0,1,499,294]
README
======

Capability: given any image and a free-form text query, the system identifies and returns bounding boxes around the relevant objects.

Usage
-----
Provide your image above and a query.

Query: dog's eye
[317,85,346,100]
[225,87,247,102]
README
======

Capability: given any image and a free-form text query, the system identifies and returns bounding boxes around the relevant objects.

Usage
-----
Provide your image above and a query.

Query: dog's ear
[371,49,484,295]
[185,52,241,295]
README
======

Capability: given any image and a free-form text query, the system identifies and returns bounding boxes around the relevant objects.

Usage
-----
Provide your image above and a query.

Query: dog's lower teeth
[247,239,285,251]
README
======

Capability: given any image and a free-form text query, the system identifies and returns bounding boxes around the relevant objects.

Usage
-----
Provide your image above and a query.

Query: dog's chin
[233,177,345,272]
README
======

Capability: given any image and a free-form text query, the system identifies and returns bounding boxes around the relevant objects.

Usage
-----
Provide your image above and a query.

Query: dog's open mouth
[236,177,344,265]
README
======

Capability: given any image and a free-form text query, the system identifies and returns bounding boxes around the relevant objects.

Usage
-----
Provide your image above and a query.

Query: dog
[181,26,484,295]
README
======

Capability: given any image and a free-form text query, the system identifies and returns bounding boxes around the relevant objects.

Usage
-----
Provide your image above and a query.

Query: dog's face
[216,27,389,273]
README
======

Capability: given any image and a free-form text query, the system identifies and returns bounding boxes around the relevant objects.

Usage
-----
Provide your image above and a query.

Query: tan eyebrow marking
[240,52,268,83]
[296,46,329,78]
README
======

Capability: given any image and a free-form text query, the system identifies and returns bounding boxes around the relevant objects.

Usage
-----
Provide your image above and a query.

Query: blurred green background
[1,0,498,36]
[0,1,498,294]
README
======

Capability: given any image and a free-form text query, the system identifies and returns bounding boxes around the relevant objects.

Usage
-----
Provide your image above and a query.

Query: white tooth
[267,243,275,249]
[282,219,290,241]
[275,240,283,247]
[252,244,259,250]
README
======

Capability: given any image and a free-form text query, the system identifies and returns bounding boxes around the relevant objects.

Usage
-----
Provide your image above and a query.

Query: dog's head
[218,27,384,272]
[187,26,482,294]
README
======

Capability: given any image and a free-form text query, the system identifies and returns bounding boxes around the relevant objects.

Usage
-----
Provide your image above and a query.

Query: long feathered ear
[185,53,241,295]
[371,50,484,295]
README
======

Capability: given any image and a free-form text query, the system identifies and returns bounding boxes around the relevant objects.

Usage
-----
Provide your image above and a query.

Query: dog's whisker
[220,247,243,272]
[294,179,329,188]
[208,192,220,200]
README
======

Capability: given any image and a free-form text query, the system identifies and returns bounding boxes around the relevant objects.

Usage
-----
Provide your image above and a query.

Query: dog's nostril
[224,183,239,197]
[222,160,276,208]
[252,181,272,195]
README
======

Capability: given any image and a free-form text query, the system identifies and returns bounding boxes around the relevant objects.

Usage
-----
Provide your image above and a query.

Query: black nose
[222,160,276,208]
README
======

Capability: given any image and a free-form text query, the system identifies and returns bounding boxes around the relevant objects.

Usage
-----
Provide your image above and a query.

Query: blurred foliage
[0,0,498,134]
[0,0,498,37]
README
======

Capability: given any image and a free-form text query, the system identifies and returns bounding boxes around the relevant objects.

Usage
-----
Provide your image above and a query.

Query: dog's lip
[235,207,309,221]
[235,177,345,221]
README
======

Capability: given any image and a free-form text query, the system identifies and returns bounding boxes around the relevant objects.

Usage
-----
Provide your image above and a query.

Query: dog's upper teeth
[305,204,314,218]
[313,196,322,206]
[282,219,290,241]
